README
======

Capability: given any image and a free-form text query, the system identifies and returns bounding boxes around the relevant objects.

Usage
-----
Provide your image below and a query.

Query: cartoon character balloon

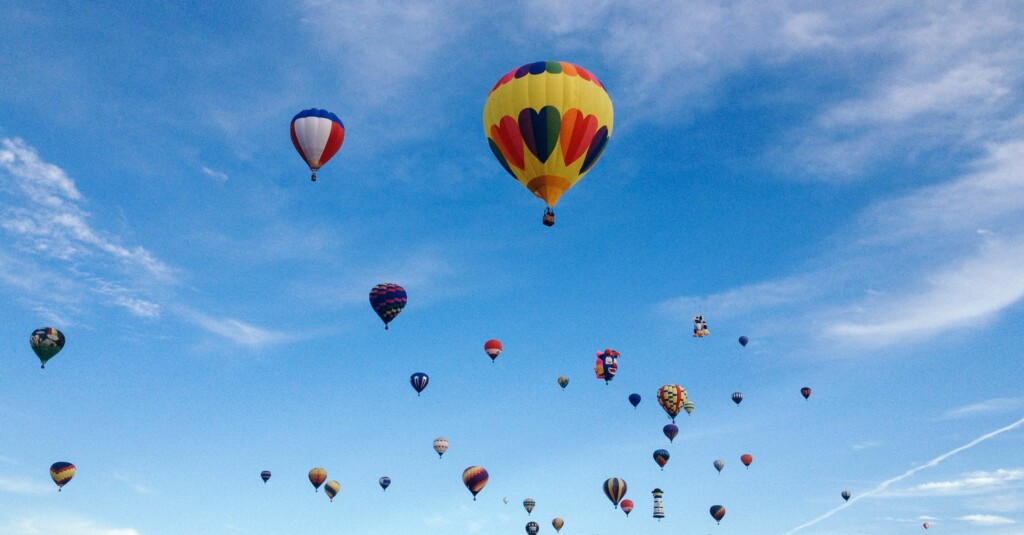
[290,108,345,181]
[603,478,627,508]
[261,470,271,484]
[49,462,75,491]
[433,437,449,458]
[462,466,488,500]
[483,61,614,226]
[484,339,503,362]
[309,468,327,491]
[369,283,407,329]
[594,349,620,384]
[410,372,429,396]
[30,327,65,368]
[693,315,709,337]
[525,521,540,535]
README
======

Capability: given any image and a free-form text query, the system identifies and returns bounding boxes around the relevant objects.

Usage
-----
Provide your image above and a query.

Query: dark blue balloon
[628,393,641,408]
[738,336,749,347]
[410,372,429,396]
[379,476,391,491]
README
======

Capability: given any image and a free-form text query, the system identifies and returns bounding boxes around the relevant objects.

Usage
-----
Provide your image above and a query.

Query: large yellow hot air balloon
[483,61,614,226]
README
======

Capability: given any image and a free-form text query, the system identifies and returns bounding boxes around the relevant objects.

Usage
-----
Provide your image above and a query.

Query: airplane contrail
[781,415,1024,535]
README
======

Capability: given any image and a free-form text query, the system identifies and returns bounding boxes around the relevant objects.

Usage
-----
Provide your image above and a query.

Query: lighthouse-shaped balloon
[652,488,665,521]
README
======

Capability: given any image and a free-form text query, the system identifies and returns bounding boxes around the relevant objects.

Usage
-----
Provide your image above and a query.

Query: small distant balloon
[324,480,340,501]
[923,523,930,529]
[261,470,271,484]
[663,424,679,443]
[369,283,407,329]
[710,505,726,524]
[410,372,429,396]
[628,393,641,408]
[557,376,569,389]
[738,336,748,347]
[379,476,391,491]
[683,400,695,415]
[526,521,540,535]
[484,339,503,362]
[714,459,725,473]
[552,518,564,533]
[801,387,812,400]
[504,496,510,504]
[462,466,488,500]
[524,498,536,515]
[309,468,327,491]
[433,437,449,458]
[49,462,75,491]
[731,392,744,406]
[30,327,65,369]
[603,478,627,508]
[653,449,670,470]
[740,454,753,468]
[620,499,634,516]
[841,490,851,502]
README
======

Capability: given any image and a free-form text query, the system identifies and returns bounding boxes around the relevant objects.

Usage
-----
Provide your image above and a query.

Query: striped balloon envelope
[523,498,535,514]
[462,466,488,500]
[324,480,340,501]
[369,283,407,329]
[49,462,75,491]
[290,108,345,181]
[603,477,627,508]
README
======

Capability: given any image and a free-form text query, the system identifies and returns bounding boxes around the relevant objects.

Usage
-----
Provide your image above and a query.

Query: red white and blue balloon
[290,108,346,181]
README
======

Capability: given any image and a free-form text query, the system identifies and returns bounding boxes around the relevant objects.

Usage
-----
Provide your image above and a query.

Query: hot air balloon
[657,384,687,422]
[526,521,540,535]
[483,61,614,226]
[290,108,345,181]
[652,488,665,521]
[523,498,536,515]
[603,478,627,508]
[504,497,510,504]
[923,523,930,529]
[620,499,634,516]
[462,466,488,500]
[801,387,812,400]
[433,437,449,458]
[841,490,851,502]
[732,392,744,406]
[594,349,620,384]
[379,476,391,491]
[324,480,340,501]
[369,283,406,329]
[738,336,748,346]
[710,505,725,524]
[741,454,753,468]
[683,401,695,415]
[484,339,503,362]
[552,518,564,533]
[663,424,679,443]
[49,462,75,491]
[693,315,709,337]
[410,372,429,396]
[261,470,271,484]
[309,468,327,492]
[628,393,641,408]
[653,449,670,470]
[30,327,65,369]
[557,376,569,389]
[714,460,725,473]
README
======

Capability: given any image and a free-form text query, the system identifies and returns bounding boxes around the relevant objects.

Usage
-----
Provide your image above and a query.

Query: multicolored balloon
[801,387,812,400]
[557,376,569,389]
[379,476,391,491]
[552,518,564,533]
[741,453,753,468]
[525,521,539,535]
[462,466,488,500]
[483,61,614,226]
[290,108,345,181]
[603,478,627,508]
[49,462,75,491]
[261,470,271,484]
[738,336,748,347]
[841,490,851,502]
[324,480,340,501]
[484,339,503,362]
[714,459,725,473]
[594,349,620,383]
[523,498,536,515]
[433,437,449,458]
[628,393,641,408]
[410,372,429,396]
[710,505,726,524]
[653,449,670,470]
[369,283,407,329]
[663,424,679,443]
[657,384,687,422]
[732,392,744,406]
[30,327,65,369]
[620,499,634,516]
[309,468,327,492]
[683,400,695,415]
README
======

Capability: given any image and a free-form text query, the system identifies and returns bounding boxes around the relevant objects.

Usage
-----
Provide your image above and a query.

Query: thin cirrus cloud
[200,165,228,182]
[0,476,51,495]
[882,469,1024,498]
[943,398,1024,420]
[959,514,1017,526]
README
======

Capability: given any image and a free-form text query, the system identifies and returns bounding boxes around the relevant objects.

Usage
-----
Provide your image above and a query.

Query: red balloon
[620,499,634,517]
[484,339,503,361]
[740,453,753,468]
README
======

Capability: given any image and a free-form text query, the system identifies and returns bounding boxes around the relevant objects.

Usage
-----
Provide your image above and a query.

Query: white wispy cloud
[199,165,228,182]
[960,514,1017,526]
[852,440,882,451]
[883,469,1024,498]
[943,398,1024,420]
[782,416,1024,534]
[185,310,298,348]
[0,516,139,535]
[0,477,51,495]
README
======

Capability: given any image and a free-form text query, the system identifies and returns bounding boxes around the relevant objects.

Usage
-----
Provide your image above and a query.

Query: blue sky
[2,1,1023,534]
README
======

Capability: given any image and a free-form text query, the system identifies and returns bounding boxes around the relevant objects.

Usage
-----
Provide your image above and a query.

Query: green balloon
[30,328,65,369]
